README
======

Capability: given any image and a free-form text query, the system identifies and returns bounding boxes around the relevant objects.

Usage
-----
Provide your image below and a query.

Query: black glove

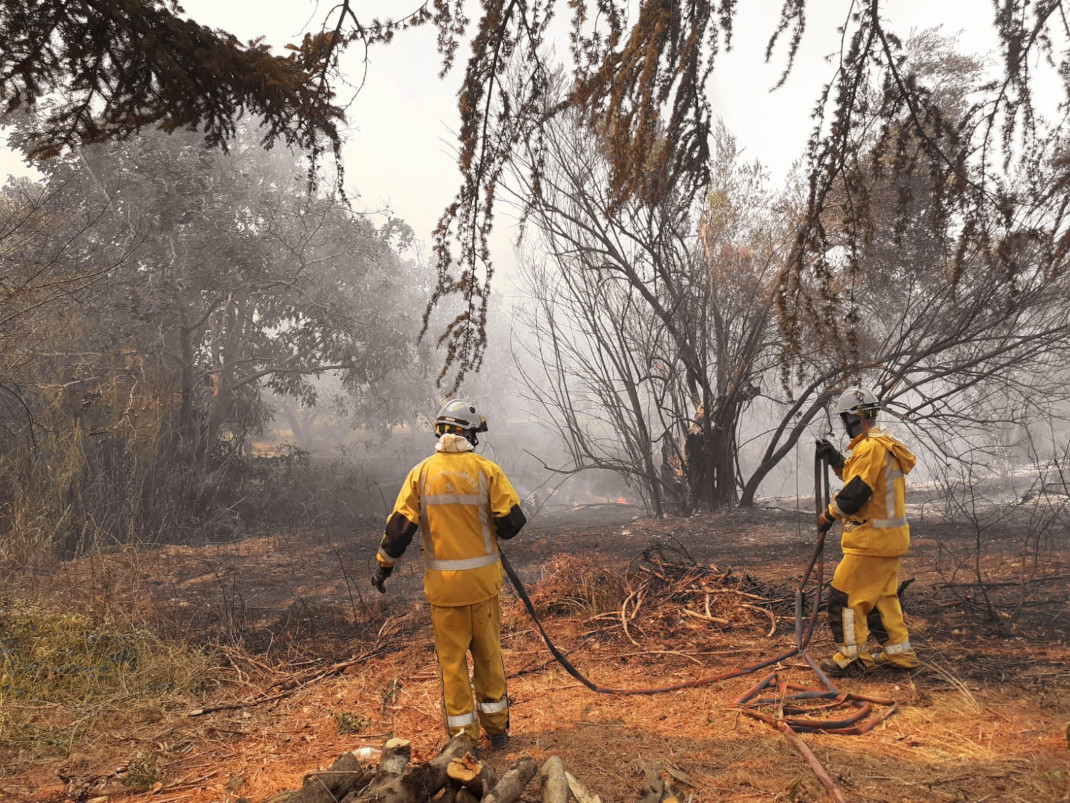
[815,438,845,470]
[817,509,836,534]
[371,565,393,594]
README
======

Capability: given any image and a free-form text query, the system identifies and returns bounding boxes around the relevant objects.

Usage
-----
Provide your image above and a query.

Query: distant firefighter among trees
[815,388,921,677]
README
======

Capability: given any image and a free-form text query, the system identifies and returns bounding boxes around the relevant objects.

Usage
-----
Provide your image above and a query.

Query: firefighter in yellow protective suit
[372,400,526,750]
[815,388,921,677]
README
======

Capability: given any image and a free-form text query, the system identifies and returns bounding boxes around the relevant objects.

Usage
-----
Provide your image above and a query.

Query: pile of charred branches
[527,546,794,648]
[628,546,794,634]
[257,734,617,803]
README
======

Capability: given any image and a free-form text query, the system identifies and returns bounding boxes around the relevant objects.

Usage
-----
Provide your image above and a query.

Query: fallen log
[421,735,480,793]
[447,751,499,798]
[483,755,538,803]
[447,752,482,790]
[261,751,367,803]
[539,756,569,803]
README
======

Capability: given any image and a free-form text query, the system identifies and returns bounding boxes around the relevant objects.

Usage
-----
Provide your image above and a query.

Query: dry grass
[0,597,226,794]
[522,554,633,618]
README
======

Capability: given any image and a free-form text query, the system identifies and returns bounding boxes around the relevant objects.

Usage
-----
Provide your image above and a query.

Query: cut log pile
[255,734,683,803]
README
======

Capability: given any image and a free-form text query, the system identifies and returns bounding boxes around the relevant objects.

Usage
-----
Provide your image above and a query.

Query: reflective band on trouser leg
[431,604,480,740]
[826,585,860,668]
[884,639,913,654]
[447,712,477,729]
[842,607,859,658]
[470,596,509,737]
[873,638,920,669]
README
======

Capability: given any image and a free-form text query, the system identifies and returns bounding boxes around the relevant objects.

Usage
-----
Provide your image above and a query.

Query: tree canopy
[0,0,344,159]
[3,0,1069,388]
[0,122,433,549]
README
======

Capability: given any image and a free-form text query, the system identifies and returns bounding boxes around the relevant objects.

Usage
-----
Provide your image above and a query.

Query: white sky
[0,1,1026,276]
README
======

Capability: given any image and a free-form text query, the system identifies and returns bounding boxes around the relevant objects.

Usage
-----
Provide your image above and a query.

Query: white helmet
[835,387,880,438]
[834,387,881,416]
[434,399,488,438]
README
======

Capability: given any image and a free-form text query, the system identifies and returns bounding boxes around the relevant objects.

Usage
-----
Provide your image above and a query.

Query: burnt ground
[2,501,1069,802]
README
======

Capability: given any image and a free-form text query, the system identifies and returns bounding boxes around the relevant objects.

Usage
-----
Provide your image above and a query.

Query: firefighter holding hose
[372,400,527,750]
[815,388,921,676]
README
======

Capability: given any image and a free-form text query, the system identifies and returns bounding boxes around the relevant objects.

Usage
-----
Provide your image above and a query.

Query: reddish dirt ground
[3,504,1069,802]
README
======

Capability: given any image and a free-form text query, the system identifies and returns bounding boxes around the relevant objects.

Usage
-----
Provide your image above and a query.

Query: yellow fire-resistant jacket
[377,434,525,607]
[828,427,917,557]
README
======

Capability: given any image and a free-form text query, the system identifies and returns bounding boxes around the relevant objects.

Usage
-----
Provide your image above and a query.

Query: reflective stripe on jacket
[387,437,522,606]
[833,428,917,557]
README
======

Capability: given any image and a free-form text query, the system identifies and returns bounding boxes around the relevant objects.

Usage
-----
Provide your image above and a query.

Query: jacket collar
[847,427,877,450]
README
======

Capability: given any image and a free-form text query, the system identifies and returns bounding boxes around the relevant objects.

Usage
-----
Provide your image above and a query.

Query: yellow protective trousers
[827,553,919,669]
[430,596,509,741]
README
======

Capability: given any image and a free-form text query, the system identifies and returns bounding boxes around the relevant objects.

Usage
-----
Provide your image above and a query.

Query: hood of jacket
[850,427,916,474]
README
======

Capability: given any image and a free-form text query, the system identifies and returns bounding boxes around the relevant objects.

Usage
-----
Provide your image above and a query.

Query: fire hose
[500,449,897,734]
